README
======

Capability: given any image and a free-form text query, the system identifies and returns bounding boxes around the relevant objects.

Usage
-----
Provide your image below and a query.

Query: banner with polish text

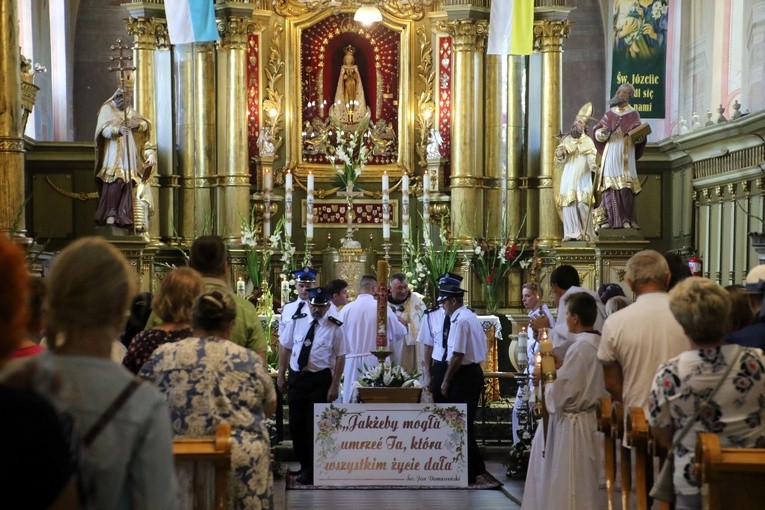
[314,403,468,487]
[609,0,669,118]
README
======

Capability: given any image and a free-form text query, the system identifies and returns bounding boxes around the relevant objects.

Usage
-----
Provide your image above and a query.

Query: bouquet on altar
[355,362,422,388]
[326,126,373,188]
[240,205,280,291]
[471,237,533,286]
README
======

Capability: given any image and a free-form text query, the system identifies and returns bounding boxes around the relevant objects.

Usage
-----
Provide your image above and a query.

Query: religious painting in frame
[285,10,415,181]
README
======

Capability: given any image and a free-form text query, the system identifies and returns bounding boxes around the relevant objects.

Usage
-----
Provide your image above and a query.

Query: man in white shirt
[277,286,346,485]
[339,275,406,403]
[436,273,488,484]
[597,250,688,416]
[278,267,316,337]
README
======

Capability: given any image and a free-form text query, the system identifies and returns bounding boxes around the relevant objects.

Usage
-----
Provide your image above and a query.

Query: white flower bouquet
[355,362,422,388]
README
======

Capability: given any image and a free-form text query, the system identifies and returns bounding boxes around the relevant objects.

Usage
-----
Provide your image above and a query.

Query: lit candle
[401,174,410,240]
[284,171,292,239]
[264,168,273,194]
[306,172,314,240]
[534,353,542,401]
[382,172,390,240]
[539,331,555,377]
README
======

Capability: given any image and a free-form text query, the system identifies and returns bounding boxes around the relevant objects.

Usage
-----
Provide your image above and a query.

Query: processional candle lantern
[516,331,528,372]
[538,328,556,382]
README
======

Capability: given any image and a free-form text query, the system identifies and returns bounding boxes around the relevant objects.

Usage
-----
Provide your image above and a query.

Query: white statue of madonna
[329,45,371,128]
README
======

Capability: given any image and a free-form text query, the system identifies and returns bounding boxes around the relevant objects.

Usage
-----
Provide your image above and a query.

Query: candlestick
[376,259,390,349]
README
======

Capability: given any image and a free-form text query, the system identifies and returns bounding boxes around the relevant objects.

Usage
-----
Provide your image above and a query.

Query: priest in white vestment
[339,275,406,403]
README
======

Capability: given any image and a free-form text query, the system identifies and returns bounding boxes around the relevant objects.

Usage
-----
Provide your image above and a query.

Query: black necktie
[441,314,451,362]
[292,301,306,319]
[297,319,318,370]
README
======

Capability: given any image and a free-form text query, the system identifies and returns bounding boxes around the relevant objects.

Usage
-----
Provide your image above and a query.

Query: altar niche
[295,12,410,177]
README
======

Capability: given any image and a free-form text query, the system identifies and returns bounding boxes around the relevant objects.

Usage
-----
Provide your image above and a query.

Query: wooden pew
[611,401,631,510]
[696,432,765,510]
[597,396,616,510]
[626,407,652,510]
[173,422,232,510]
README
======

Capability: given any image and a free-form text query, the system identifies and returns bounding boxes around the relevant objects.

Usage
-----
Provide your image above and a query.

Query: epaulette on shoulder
[424,306,440,314]
[327,316,343,326]
[467,307,475,313]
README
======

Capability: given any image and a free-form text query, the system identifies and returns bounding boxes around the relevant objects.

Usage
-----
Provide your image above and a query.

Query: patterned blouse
[123,327,193,374]
[647,345,765,495]
[140,337,276,510]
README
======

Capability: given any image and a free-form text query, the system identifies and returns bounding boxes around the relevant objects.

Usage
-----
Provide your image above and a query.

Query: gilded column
[534,14,571,248]
[484,54,503,241]
[126,17,160,243]
[218,14,259,242]
[194,42,216,236]
[0,0,25,237]
[443,19,488,245]
[506,55,525,241]
[174,44,196,241]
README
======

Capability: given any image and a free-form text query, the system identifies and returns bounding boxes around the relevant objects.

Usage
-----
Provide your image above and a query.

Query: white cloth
[550,286,606,359]
[388,292,427,374]
[597,292,688,413]
[280,313,346,373]
[34,353,178,510]
[446,305,487,364]
[522,332,607,510]
[338,294,406,403]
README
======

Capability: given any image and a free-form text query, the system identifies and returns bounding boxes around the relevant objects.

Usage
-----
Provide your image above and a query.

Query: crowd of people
[4,231,765,509]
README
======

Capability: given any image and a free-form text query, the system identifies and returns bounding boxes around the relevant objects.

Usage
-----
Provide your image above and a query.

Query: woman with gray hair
[141,289,276,509]
[647,277,765,509]
[42,237,177,509]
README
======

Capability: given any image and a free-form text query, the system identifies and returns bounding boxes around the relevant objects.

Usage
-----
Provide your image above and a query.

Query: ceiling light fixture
[354,4,383,25]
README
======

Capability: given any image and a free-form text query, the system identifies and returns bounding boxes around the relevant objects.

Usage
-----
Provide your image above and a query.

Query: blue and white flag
[164,0,219,45]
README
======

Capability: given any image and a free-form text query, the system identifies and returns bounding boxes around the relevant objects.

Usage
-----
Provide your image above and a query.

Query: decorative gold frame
[284,8,415,182]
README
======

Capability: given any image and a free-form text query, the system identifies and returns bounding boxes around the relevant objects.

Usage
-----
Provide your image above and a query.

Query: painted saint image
[613,0,669,59]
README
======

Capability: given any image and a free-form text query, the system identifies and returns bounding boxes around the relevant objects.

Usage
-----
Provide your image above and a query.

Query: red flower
[485,275,493,283]
[507,244,520,260]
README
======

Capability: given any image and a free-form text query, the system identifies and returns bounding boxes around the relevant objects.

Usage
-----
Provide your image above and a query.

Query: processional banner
[609,0,669,118]
[313,403,468,487]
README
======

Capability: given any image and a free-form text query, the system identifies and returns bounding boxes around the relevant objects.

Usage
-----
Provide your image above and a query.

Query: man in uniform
[278,267,316,337]
[435,273,488,484]
[277,286,346,485]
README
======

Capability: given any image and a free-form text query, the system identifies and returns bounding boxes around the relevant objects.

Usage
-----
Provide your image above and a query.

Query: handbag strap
[82,377,143,447]
[669,346,741,450]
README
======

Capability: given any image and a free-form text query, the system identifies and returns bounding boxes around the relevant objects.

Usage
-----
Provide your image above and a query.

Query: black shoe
[296,472,313,485]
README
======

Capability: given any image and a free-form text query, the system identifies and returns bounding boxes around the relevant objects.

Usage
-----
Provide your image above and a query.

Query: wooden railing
[696,432,765,510]
[173,422,232,510]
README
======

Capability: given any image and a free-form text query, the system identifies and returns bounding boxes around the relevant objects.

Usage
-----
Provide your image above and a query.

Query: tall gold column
[484,55,503,241]
[175,44,196,241]
[126,17,160,243]
[217,12,259,241]
[443,19,488,245]
[534,12,571,248]
[0,0,25,237]
[194,42,216,236]
[506,55,526,241]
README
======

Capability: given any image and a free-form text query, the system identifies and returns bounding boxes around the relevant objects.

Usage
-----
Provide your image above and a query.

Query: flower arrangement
[413,215,459,305]
[401,232,429,296]
[355,362,422,388]
[265,216,297,303]
[240,206,274,291]
[326,126,373,189]
[471,235,533,313]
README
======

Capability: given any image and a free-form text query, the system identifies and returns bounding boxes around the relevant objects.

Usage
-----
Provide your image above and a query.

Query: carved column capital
[533,19,571,53]
[218,16,261,50]
[438,19,488,52]
[126,17,162,50]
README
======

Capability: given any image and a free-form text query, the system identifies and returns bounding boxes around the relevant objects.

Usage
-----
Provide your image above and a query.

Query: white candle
[401,174,410,240]
[263,192,271,238]
[284,171,292,239]
[422,173,430,245]
[382,171,389,193]
[307,172,314,240]
[264,168,273,193]
[382,195,390,240]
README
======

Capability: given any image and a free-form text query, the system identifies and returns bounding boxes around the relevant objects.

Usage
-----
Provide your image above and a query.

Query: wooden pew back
[173,422,232,510]
[696,432,765,510]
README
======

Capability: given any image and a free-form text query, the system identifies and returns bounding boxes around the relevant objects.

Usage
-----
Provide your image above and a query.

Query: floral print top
[123,327,193,374]
[647,344,765,495]
[140,337,276,509]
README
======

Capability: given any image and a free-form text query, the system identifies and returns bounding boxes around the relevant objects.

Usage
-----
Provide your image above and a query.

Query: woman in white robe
[522,292,607,510]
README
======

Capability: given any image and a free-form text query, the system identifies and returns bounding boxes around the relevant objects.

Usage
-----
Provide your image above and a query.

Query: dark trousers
[287,368,331,474]
[445,363,485,482]
[429,360,449,404]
